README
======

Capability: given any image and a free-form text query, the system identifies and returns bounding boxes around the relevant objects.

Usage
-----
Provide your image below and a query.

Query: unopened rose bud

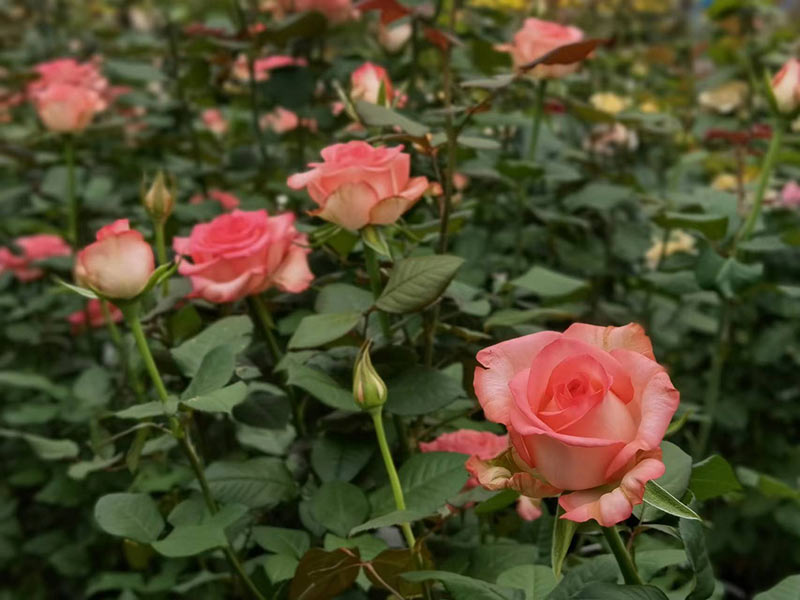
[352,340,387,411]
[771,58,800,114]
[74,219,155,300]
[143,171,175,223]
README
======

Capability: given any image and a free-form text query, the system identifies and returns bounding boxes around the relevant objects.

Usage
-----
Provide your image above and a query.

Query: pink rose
[420,430,541,522]
[202,108,228,136]
[34,83,101,132]
[466,322,679,527]
[781,181,800,208]
[287,141,429,230]
[351,62,394,106]
[260,106,300,134]
[771,58,800,114]
[266,0,356,22]
[0,234,71,282]
[232,54,308,82]
[498,18,584,78]
[378,22,413,53]
[74,219,155,300]
[27,58,109,110]
[68,298,122,334]
[173,209,313,303]
[190,189,240,211]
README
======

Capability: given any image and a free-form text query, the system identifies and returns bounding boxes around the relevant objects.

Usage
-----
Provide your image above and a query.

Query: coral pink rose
[68,298,122,334]
[27,58,109,109]
[287,141,429,230]
[74,219,155,300]
[351,62,394,106]
[190,189,240,211]
[34,83,101,132]
[261,106,300,134]
[781,181,800,208]
[0,234,71,282]
[202,108,228,136]
[772,58,800,114]
[420,430,541,522]
[466,322,679,527]
[173,209,313,303]
[498,18,584,79]
[232,54,308,82]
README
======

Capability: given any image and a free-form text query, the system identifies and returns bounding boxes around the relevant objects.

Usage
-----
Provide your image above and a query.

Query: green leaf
[496,565,558,600]
[236,424,296,456]
[376,255,465,314]
[315,283,374,314]
[180,345,235,399]
[204,458,296,509]
[654,212,728,240]
[54,278,99,299]
[93,493,164,544]
[547,556,618,600]
[371,451,469,515]
[264,553,300,583]
[171,316,253,377]
[311,435,373,483]
[289,548,362,600]
[563,183,632,212]
[689,455,742,501]
[287,312,362,350]
[754,575,800,600]
[114,399,179,420]
[642,480,701,520]
[385,366,464,415]
[349,509,432,536]
[0,428,79,460]
[105,59,165,82]
[361,225,392,257]
[680,519,715,600]
[282,358,358,412]
[511,266,589,299]
[311,481,370,538]
[354,99,429,137]
[253,526,310,559]
[232,390,291,429]
[552,502,577,578]
[182,382,249,415]
[573,583,669,599]
[0,371,70,400]
[637,441,693,522]
[403,571,523,600]
[152,504,248,558]
[366,548,428,597]
[474,489,519,515]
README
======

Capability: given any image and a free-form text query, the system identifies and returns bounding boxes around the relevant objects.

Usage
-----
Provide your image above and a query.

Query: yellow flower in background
[471,0,527,9]
[645,230,696,269]
[712,173,739,192]
[640,100,659,113]
[698,81,749,114]
[590,92,631,115]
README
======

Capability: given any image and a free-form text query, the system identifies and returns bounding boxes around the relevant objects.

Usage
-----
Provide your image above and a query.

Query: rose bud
[142,170,175,223]
[496,18,584,79]
[771,58,800,114]
[172,209,313,304]
[352,341,387,411]
[287,141,429,230]
[350,62,394,107]
[74,219,155,300]
[465,323,679,527]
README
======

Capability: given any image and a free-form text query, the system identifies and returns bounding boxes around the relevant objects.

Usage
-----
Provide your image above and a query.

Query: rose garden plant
[1,1,800,599]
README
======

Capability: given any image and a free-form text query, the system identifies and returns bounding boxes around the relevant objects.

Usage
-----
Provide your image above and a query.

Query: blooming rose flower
[260,106,300,134]
[644,230,696,270]
[202,108,228,136]
[497,18,584,78]
[698,81,748,115]
[33,83,100,132]
[232,54,308,82]
[466,323,679,527]
[421,430,541,522]
[772,58,800,114]
[780,181,800,208]
[351,62,394,106]
[190,189,240,211]
[0,234,71,282]
[173,209,313,303]
[27,58,109,110]
[68,298,122,334]
[74,219,155,300]
[287,141,429,230]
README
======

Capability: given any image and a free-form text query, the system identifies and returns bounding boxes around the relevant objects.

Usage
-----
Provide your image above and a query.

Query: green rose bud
[142,170,175,223]
[353,340,387,411]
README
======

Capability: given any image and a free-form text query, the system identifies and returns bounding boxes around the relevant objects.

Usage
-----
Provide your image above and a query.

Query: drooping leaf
[642,481,701,521]
[182,382,249,415]
[350,509,432,536]
[680,519,715,600]
[94,493,164,544]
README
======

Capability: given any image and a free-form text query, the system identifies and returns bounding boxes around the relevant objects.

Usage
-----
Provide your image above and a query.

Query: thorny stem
[602,526,643,585]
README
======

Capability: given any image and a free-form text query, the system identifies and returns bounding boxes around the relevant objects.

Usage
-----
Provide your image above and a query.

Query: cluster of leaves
[1,0,800,599]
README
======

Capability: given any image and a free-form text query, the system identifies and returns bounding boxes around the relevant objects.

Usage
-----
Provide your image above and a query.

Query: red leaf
[355,0,412,24]
[519,38,611,72]
[424,27,461,51]
[289,548,361,600]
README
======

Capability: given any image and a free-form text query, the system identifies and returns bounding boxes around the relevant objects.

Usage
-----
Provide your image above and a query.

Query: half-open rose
[467,323,679,526]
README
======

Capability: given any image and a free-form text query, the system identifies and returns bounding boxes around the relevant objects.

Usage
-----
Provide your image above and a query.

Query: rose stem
[363,242,392,341]
[64,134,79,247]
[246,294,283,363]
[122,301,267,600]
[153,221,169,297]
[602,526,643,585]
[528,79,548,161]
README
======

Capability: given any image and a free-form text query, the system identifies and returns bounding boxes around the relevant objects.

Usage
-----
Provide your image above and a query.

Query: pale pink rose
[351,62,394,106]
[772,58,800,114]
[0,234,71,282]
[74,219,155,300]
[497,18,585,79]
[68,298,122,334]
[266,0,356,22]
[34,83,101,132]
[780,181,800,208]
[232,54,308,82]
[420,430,541,522]
[378,22,413,53]
[27,58,109,110]
[466,323,680,527]
[287,141,429,230]
[260,106,300,134]
[173,209,313,303]
[202,108,228,136]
